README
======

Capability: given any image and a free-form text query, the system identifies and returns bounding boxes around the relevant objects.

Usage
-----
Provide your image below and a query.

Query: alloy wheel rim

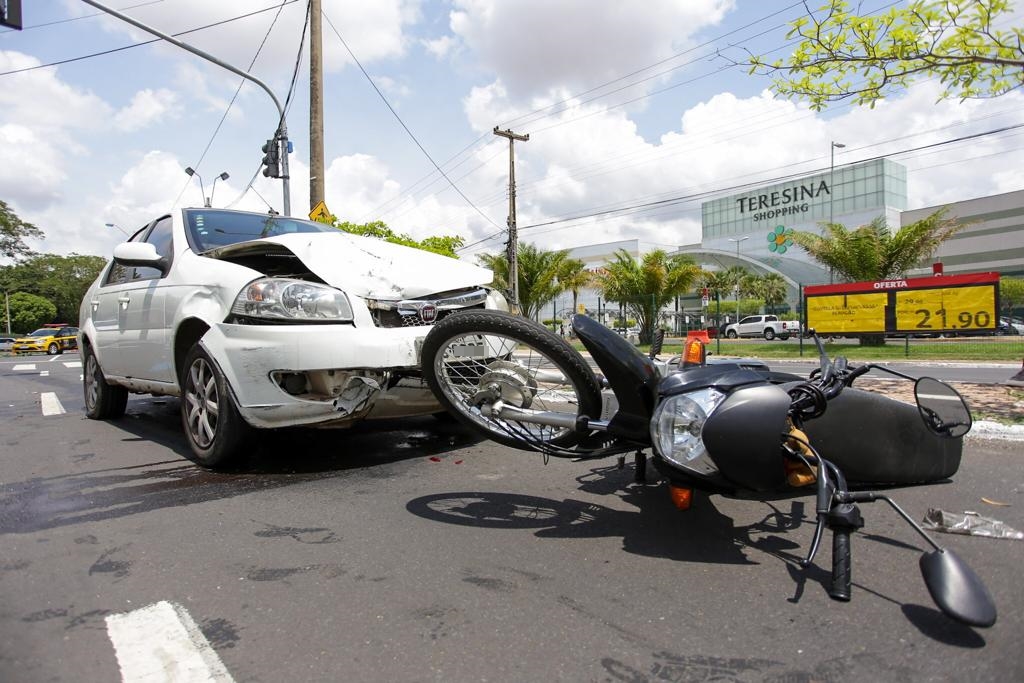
[184,358,219,449]
[85,355,98,409]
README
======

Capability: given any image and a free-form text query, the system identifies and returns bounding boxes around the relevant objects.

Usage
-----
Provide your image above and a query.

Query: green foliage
[6,292,57,332]
[0,253,108,324]
[593,249,702,343]
[750,0,1024,110]
[1001,276,1024,314]
[320,217,465,258]
[789,209,964,282]
[477,243,569,320]
[0,199,45,260]
[557,258,592,314]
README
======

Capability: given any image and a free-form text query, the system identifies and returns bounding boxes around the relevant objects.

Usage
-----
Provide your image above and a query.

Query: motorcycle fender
[801,387,963,484]
[701,383,790,491]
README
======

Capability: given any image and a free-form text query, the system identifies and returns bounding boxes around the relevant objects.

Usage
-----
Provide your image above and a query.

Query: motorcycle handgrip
[844,364,872,385]
[830,530,852,601]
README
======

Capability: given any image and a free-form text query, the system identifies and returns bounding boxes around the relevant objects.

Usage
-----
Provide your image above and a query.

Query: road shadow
[1,401,482,535]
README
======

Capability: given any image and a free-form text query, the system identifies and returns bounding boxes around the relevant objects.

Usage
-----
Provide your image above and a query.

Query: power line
[174,0,296,211]
[321,8,502,230]
[0,0,165,34]
[0,1,301,77]
[457,123,1024,253]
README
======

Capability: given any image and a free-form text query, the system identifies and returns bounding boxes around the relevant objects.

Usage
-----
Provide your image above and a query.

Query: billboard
[804,272,999,336]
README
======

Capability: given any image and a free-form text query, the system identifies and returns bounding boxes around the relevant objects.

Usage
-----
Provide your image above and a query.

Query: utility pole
[493,127,528,314]
[309,0,325,211]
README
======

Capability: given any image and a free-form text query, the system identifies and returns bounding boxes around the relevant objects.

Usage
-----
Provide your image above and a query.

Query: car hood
[204,232,493,299]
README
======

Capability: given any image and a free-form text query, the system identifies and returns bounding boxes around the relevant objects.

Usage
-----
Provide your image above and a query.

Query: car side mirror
[112,242,169,275]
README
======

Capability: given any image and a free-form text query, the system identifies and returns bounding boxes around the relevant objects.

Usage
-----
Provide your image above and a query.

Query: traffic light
[261,138,280,178]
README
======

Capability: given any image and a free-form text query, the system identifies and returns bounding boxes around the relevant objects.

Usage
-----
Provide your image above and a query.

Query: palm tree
[751,273,788,314]
[593,249,702,344]
[790,209,963,282]
[791,209,964,344]
[557,258,592,316]
[477,243,568,320]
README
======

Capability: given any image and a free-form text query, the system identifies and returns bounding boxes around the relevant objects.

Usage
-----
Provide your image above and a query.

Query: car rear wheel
[47,342,60,355]
[83,346,128,419]
[180,344,252,470]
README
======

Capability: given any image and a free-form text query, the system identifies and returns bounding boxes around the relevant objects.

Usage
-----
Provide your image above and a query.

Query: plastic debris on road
[923,508,1023,540]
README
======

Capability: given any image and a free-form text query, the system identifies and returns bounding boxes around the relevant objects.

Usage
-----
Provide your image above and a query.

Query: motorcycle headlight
[231,278,353,322]
[650,388,726,474]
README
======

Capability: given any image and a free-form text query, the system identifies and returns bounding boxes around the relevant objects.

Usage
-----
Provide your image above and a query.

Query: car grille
[367,288,488,328]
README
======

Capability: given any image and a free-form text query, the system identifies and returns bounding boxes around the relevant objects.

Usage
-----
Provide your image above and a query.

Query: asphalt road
[1,354,1022,682]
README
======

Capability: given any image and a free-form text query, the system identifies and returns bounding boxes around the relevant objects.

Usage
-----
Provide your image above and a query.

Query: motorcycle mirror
[914,377,972,438]
[919,548,997,627]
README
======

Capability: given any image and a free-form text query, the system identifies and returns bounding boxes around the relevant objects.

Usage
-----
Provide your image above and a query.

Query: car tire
[83,346,128,419]
[779,335,790,341]
[47,342,60,355]
[763,329,776,341]
[180,344,252,470]
[727,330,737,339]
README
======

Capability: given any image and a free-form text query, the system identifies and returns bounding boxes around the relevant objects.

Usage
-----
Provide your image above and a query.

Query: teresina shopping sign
[736,180,830,222]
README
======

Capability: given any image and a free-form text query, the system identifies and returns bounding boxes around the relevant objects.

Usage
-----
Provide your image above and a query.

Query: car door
[92,218,174,380]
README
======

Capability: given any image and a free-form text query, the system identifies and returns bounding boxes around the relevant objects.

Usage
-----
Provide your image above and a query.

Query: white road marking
[12,364,36,371]
[49,355,64,362]
[40,392,66,416]
[106,601,234,683]
[64,361,82,368]
[40,371,49,377]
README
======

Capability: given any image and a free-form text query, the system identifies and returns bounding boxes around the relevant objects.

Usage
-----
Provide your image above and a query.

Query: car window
[132,216,174,281]
[185,209,335,252]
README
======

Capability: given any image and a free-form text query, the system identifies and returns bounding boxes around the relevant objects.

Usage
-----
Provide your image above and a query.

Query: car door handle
[91,299,100,311]
[118,295,131,308]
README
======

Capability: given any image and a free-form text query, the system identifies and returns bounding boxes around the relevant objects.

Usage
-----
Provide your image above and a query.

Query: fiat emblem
[418,303,438,323]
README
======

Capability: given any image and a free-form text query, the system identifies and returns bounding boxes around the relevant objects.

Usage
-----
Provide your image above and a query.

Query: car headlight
[650,388,726,474]
[231,278,353,322]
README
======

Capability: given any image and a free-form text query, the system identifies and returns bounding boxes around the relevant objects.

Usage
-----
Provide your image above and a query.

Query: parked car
[723,314,801,340]
[0,337,16,352]
[1001,317,1024,335]
[12,324,79,354]
[79,208,507,469]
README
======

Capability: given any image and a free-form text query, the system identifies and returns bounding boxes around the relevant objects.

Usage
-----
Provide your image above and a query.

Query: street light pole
[728,236,749,323]
[104,223,130,237]
[830,141,845,226]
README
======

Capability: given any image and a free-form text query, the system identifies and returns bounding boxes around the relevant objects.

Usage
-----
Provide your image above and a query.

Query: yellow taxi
[12,324,79,355]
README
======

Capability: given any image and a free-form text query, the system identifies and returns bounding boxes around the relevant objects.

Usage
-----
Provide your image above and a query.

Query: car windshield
[29,329,54,337]
[185,209,336,252]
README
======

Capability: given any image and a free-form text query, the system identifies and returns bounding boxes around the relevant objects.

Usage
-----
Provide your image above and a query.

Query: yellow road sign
[308,200,331,222]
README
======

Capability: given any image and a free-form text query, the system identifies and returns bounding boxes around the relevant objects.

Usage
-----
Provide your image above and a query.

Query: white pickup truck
[724,314,801,340]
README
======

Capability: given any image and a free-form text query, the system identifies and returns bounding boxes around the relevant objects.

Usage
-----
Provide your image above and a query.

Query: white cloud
[114,88,180,131]
[448,0,734,98]
[422,35,456,59]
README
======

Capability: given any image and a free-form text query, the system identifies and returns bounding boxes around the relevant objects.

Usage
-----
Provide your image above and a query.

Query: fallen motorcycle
[420,310,996,627]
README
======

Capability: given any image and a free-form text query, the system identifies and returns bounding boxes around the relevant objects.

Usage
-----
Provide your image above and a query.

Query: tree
[1,200,44,260]
[5,292,56,333]
[0,253,108,324]
[752,273,789,314]
[791,209,965,343]
[477,243,569,320]
[750,0,1024,110]
[593,249,702,344]
[789,210,964,282]
[556,258,592,316]
[1001,277,1024,316]
[317,216,464,258]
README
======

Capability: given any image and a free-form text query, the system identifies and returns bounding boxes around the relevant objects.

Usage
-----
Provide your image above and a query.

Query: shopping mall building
[564,158,1023,326]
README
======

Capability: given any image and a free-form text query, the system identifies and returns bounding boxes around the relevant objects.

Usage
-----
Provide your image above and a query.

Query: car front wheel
[180,344,252,469]
[47,342,60,355]
[83,346,128,419]
[727,330,737,339]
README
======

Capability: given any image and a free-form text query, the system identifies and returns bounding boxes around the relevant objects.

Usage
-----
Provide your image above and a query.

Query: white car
[79,208,505,468]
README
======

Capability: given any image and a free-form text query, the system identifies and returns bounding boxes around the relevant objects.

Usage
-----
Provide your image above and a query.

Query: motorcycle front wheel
[421,310,602,452]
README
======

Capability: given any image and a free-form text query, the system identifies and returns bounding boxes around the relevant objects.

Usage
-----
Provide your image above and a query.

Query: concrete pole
[493,127,529,314]
[309,0,325,211]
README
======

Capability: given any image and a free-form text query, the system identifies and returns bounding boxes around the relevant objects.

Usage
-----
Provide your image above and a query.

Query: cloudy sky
[1,0,1022,262]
